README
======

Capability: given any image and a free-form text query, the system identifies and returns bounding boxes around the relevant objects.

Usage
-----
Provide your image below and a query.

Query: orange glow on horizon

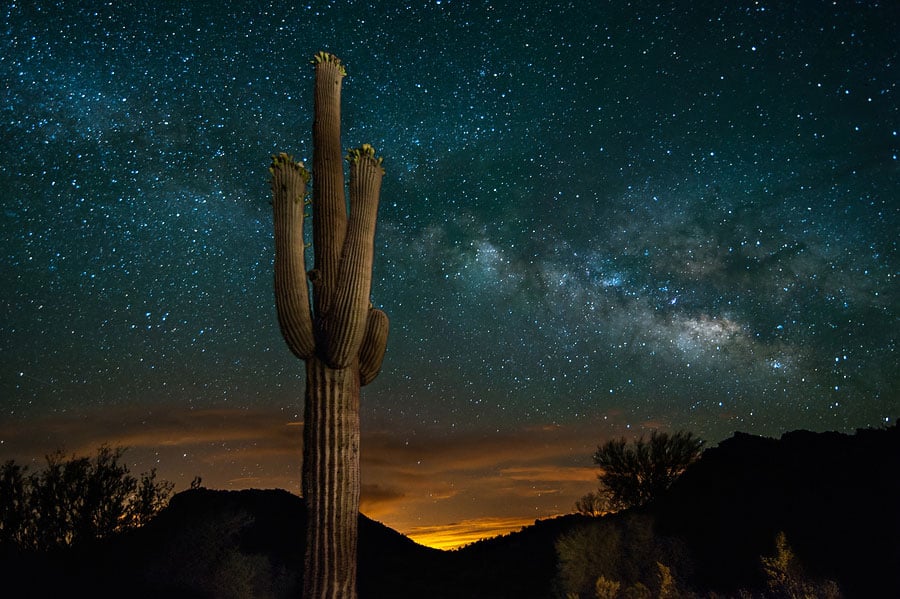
[401,515,542,550]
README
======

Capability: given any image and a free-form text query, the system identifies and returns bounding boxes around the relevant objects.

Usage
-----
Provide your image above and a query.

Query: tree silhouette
[574,491,605,517]
[580,430,704,513]
[0,446,173,551]
[0,460,28,548]
[269,52,389,598]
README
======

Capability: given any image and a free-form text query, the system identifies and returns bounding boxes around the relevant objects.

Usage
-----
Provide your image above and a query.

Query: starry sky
[1,1,897,549]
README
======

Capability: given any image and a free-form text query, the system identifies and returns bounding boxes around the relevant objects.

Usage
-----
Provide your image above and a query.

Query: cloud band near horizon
[0,404,644,548]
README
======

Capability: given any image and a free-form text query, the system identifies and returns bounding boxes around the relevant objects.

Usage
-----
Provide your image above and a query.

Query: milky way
[1,1,897,545]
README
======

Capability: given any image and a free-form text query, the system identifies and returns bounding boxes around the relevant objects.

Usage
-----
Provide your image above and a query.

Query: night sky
[2,1,897,549]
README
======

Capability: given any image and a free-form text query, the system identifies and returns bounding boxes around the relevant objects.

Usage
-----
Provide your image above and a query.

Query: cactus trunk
[269,52,389,598]
[302,355,360,598]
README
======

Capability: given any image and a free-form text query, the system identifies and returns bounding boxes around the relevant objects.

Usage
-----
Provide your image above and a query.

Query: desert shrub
[761,531,842,598]
[142,506,294,599]
[656,561,678,599]
[620,582,651,598]
[594,575,620,599]
[556,512,693,598]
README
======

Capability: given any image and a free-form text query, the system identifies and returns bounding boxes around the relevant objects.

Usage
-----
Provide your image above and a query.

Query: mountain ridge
[2,422,896,597]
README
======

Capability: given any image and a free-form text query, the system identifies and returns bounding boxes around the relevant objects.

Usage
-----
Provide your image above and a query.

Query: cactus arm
[311,53,348,317]
[359,308,389,386]
[323,147,384,367]
[270,153,315,359]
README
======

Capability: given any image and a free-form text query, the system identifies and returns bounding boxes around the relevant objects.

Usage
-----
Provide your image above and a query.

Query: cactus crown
[311,51,347,76]
[270,152,311,182]
[346,143,385,172]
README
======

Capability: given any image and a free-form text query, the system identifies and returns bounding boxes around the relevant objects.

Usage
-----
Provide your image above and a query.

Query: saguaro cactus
[269,51,389,599]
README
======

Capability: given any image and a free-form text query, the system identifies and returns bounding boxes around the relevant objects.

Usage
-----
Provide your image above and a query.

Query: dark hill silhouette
[448,421,900,597]
[653,423,900,597]
[1,423,896,598]
[118,487,447,598]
